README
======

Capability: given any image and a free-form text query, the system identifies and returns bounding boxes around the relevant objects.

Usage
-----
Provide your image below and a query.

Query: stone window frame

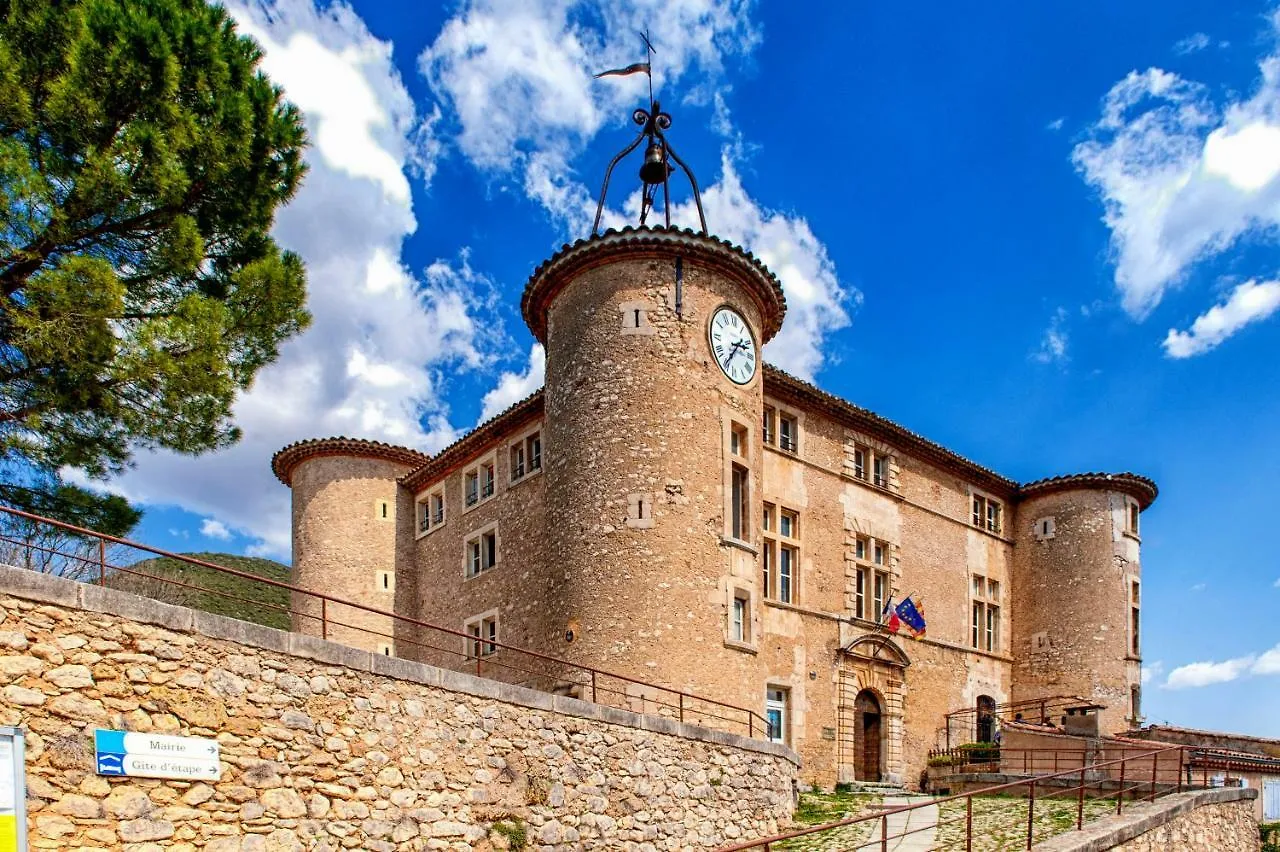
[721,412,757,547]
[464,608,499,659]
[845,430,898,494]
[375,569,395,595]
[1127,576,1141,659]
[969,487,1004,535]
[462,452,498,513]
[618,298,657,335]
[626,492,655,529]
[850,533,895,623]
[723,584,758,654]
[376,641,394,657]
[374,498,394,522]
[462,521,500,580]
[762,502,801,605]
[414,486,447,539]
[508,421,544,486]
[1032,515,1056,541]
[1122,496,1141,540]
[762,397,803,455]
[970,573,1002,654]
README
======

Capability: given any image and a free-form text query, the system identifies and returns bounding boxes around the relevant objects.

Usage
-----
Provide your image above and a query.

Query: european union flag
[895,597,927,638]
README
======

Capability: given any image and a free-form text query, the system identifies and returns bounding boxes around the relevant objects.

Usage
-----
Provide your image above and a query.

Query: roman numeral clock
[709,305,758,385]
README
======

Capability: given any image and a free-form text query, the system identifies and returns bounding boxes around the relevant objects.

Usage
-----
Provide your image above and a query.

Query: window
[511,430,543,483]
[375,499,392,521]
[376,570,394,594]
[971,574,1001,652]
[852,534,892,621]
[730,423,748,457]
[416,488,446,536]
[730,463,749,541]
[778,414,798,453]
[972,493,1003,534]
[464,527,498,578]
[376,642,394,657]
[762,404,798,453]
[1130,580,1141,656]
[1125,499,1140,536]
[766,687,789,744]
[762,503,800,604]
[465,613,498,658]
[463,457,496,508]
[730,593,749,643]
[873,455,889,488]
[851,443,892,489]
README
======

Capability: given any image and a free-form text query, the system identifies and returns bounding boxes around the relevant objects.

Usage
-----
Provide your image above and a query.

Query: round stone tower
[522,226,787,717]
[1010,473,1157,735]
[271,438,427,654]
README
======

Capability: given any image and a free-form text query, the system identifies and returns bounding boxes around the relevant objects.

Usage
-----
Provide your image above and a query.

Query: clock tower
[520,103,787,716]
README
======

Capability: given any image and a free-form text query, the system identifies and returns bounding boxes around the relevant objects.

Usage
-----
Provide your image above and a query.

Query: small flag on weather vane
[594,62,651,79]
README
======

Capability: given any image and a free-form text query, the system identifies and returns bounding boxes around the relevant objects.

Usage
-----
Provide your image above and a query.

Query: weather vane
[590,30,707,236]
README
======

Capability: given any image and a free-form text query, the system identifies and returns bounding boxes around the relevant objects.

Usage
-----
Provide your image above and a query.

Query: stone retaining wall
[0,565,798,851]
[1033,788,1259,851]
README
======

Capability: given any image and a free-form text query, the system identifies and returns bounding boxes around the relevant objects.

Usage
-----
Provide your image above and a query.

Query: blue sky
[106,1,1279,736]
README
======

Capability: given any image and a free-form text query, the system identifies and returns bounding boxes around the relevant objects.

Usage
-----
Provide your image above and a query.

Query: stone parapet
[0,564,799,851]
[1032,788,1259,851]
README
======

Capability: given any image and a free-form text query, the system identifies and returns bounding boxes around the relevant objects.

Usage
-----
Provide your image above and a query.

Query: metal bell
[639,141,671,185]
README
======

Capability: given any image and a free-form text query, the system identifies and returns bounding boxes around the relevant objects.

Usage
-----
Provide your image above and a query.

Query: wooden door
[855,690,882,782]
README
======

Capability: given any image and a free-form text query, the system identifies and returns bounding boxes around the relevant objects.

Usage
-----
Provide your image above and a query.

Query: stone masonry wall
[0,566,798,851]
[1033,788,1259,852]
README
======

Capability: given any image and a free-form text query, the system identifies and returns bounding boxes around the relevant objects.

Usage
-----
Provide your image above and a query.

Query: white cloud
[1163,278,1280,357]
[1165,655,1256,689]
[105,0,503,558]
[1274,577,1280,588]
[1141,660,1164,685]
[1174,32,1211,55]
[1032,307,1069,364]
[421,3,852,379]
[1073,11,1280,322]
[478,344,546,423]
[1254,643,1280,675]
[1189,582,1206,592]
[1046,117,1065,132]
[200,519,232,542]
[1163,642,1280,688]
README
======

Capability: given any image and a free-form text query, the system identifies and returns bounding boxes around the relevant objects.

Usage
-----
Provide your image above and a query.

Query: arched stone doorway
[976,695,997,743]
[853,689,883,781]
[837,634,909,784]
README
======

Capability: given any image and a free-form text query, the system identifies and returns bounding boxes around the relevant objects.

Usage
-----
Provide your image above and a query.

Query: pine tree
[0,0,310,530]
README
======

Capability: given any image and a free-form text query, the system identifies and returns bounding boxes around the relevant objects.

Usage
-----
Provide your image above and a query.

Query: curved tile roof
[522,225,788,344]
[271,437,430,486]
[1019,472,1158,509]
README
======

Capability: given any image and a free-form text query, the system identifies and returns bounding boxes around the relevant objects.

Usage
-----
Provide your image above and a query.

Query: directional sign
[94,730,221,781]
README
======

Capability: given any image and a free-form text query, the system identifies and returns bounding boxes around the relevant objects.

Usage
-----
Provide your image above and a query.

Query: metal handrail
[715,745,1190,851]
[0,505,771,738]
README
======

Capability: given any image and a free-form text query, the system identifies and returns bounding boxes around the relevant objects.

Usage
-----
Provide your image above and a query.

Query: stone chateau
[270,224,1156,790]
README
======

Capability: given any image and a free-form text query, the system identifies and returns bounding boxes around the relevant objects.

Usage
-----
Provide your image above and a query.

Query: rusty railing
[716,745,1219,851]
[0,505,771,739]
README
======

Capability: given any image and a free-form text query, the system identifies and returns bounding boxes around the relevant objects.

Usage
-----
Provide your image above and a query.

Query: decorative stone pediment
[841,633,911,668]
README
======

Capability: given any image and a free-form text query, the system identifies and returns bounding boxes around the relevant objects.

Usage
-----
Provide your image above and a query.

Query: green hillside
[115,552,292,629]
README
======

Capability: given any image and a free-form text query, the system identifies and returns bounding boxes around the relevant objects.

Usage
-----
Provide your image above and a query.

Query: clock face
[708,306,757,385]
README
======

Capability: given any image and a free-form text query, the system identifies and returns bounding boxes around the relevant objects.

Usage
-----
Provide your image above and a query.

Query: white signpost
[0,727,27,852]
[95,730,221,781]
